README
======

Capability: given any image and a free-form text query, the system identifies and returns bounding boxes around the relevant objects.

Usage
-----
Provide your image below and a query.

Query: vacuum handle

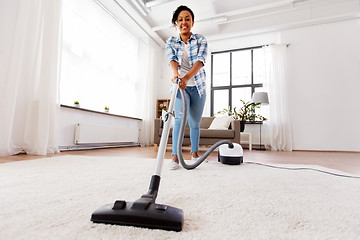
[153,80,180,177]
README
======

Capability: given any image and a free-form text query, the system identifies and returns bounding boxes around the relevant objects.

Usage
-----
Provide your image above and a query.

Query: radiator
[74,123,139,145]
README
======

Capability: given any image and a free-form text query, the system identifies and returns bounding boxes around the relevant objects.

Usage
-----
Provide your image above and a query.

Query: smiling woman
[165,5,209,169]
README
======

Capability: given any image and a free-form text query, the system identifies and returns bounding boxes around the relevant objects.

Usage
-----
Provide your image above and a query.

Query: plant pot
[74,104,80,108]
[240,121,246,132]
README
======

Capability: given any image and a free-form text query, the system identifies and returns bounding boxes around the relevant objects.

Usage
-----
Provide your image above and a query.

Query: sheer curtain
[0,0,62,156]
[263,45,293,151]
[139,40,161,146]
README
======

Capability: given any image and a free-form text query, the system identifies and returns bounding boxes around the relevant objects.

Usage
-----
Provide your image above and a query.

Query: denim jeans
[172,86,206,155]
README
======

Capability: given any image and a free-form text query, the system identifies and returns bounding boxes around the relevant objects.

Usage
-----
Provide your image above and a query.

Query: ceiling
[120,0,360,46]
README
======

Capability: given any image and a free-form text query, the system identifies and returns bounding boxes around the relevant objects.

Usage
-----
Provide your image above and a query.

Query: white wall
[282,19,360,151]
[57,39,161,148]
[157,53,173,100]
[57,106,141,148]
[156,19,360,152]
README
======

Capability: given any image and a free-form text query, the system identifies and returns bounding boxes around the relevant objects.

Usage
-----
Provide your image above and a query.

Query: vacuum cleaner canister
[218,143,243,165]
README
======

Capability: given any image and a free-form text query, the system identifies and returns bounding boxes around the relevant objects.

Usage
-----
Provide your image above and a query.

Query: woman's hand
[178,76,189,90]
[171,73,180,83]
[171,73,187,89]
[171,74,187,90]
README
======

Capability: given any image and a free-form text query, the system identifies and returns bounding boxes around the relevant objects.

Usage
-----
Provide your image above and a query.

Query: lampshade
[252,92,269,104]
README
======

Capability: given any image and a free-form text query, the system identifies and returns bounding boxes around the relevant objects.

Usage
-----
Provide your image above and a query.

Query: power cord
[245,161,360,179]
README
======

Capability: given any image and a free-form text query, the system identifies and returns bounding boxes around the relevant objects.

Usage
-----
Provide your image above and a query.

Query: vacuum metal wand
[153,80,179,176]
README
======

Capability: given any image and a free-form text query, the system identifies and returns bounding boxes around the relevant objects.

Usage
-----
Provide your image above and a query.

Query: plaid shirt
[165,33,208,97]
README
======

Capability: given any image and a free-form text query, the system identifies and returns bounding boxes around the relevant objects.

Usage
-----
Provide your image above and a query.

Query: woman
[165,5,208,170]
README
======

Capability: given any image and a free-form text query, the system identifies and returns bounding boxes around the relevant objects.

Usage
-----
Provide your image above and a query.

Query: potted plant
[104,106,109,112]
[74,101,80,107]
[220,100,267,132]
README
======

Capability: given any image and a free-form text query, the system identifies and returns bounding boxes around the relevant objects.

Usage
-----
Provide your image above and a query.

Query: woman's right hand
[171,74,187,89]
[171,73,181,83]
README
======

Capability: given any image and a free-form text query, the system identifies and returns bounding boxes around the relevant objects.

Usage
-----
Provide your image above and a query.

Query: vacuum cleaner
[91,79,243,231]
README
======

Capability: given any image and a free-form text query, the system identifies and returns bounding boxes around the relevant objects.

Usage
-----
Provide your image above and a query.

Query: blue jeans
[172,86,206,155]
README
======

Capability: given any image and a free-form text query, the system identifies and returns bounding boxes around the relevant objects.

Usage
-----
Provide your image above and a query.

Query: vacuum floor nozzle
[91,200,183,232]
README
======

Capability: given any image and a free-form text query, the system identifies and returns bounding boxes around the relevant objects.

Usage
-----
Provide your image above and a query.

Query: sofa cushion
[154,117,240,146]
[200,129,235,138]
[160,128,235,139]
[208,116,232,129]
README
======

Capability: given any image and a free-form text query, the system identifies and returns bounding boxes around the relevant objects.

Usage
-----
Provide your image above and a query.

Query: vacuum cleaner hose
[176,88,234,170]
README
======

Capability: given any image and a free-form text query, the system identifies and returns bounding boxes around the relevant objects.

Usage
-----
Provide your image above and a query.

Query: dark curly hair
[171,5,194,27]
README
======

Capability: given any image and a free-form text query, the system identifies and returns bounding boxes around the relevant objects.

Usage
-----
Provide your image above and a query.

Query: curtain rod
[212,43,291,54]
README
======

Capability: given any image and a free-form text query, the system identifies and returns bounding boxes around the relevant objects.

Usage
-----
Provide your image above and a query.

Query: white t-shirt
[179,43,195,86]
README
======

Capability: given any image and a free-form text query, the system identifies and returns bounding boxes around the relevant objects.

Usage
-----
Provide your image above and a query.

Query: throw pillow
[208,116,232,130]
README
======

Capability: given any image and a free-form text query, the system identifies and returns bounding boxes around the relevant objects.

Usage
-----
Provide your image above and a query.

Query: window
[60,0,141,118]
[211,47,265,115]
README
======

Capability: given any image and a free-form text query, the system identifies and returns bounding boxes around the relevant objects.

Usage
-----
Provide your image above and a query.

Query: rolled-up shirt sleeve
[196,36,208,65]
[165,37,179,64]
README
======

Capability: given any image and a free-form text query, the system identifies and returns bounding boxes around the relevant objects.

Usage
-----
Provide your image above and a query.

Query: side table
[240,132,252,151]
[244,121,264,150]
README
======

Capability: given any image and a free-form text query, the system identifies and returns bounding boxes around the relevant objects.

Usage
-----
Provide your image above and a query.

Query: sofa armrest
[154,118,162,144]
[155,118,162,129]
[231,120,240,144]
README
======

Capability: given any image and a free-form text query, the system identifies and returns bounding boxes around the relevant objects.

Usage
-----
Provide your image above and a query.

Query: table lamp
[252,92,269,105]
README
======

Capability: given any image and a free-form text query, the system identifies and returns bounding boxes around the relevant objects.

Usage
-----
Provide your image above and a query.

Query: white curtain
[138,40,160,146]
[0,0,62,156]
[263,45,293,151]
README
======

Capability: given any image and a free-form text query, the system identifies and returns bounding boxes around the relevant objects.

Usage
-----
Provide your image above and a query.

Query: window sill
[60,104,142,121]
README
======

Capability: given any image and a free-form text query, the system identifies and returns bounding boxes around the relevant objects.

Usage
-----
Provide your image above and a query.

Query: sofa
[153,116,240,151]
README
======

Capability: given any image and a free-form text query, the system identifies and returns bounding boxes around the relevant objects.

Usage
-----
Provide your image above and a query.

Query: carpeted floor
[0,155,359,240]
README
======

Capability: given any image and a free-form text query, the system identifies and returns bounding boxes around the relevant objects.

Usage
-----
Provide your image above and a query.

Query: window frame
[210,46,263,116]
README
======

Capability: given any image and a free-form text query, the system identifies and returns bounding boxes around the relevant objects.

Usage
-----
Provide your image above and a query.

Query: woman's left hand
[178,76,189,90]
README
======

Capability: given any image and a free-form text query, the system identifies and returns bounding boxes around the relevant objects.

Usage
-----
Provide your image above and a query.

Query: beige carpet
[0,155,359,240]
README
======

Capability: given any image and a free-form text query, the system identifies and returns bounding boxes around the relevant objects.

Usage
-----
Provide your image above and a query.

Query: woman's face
[177,10,194,35]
